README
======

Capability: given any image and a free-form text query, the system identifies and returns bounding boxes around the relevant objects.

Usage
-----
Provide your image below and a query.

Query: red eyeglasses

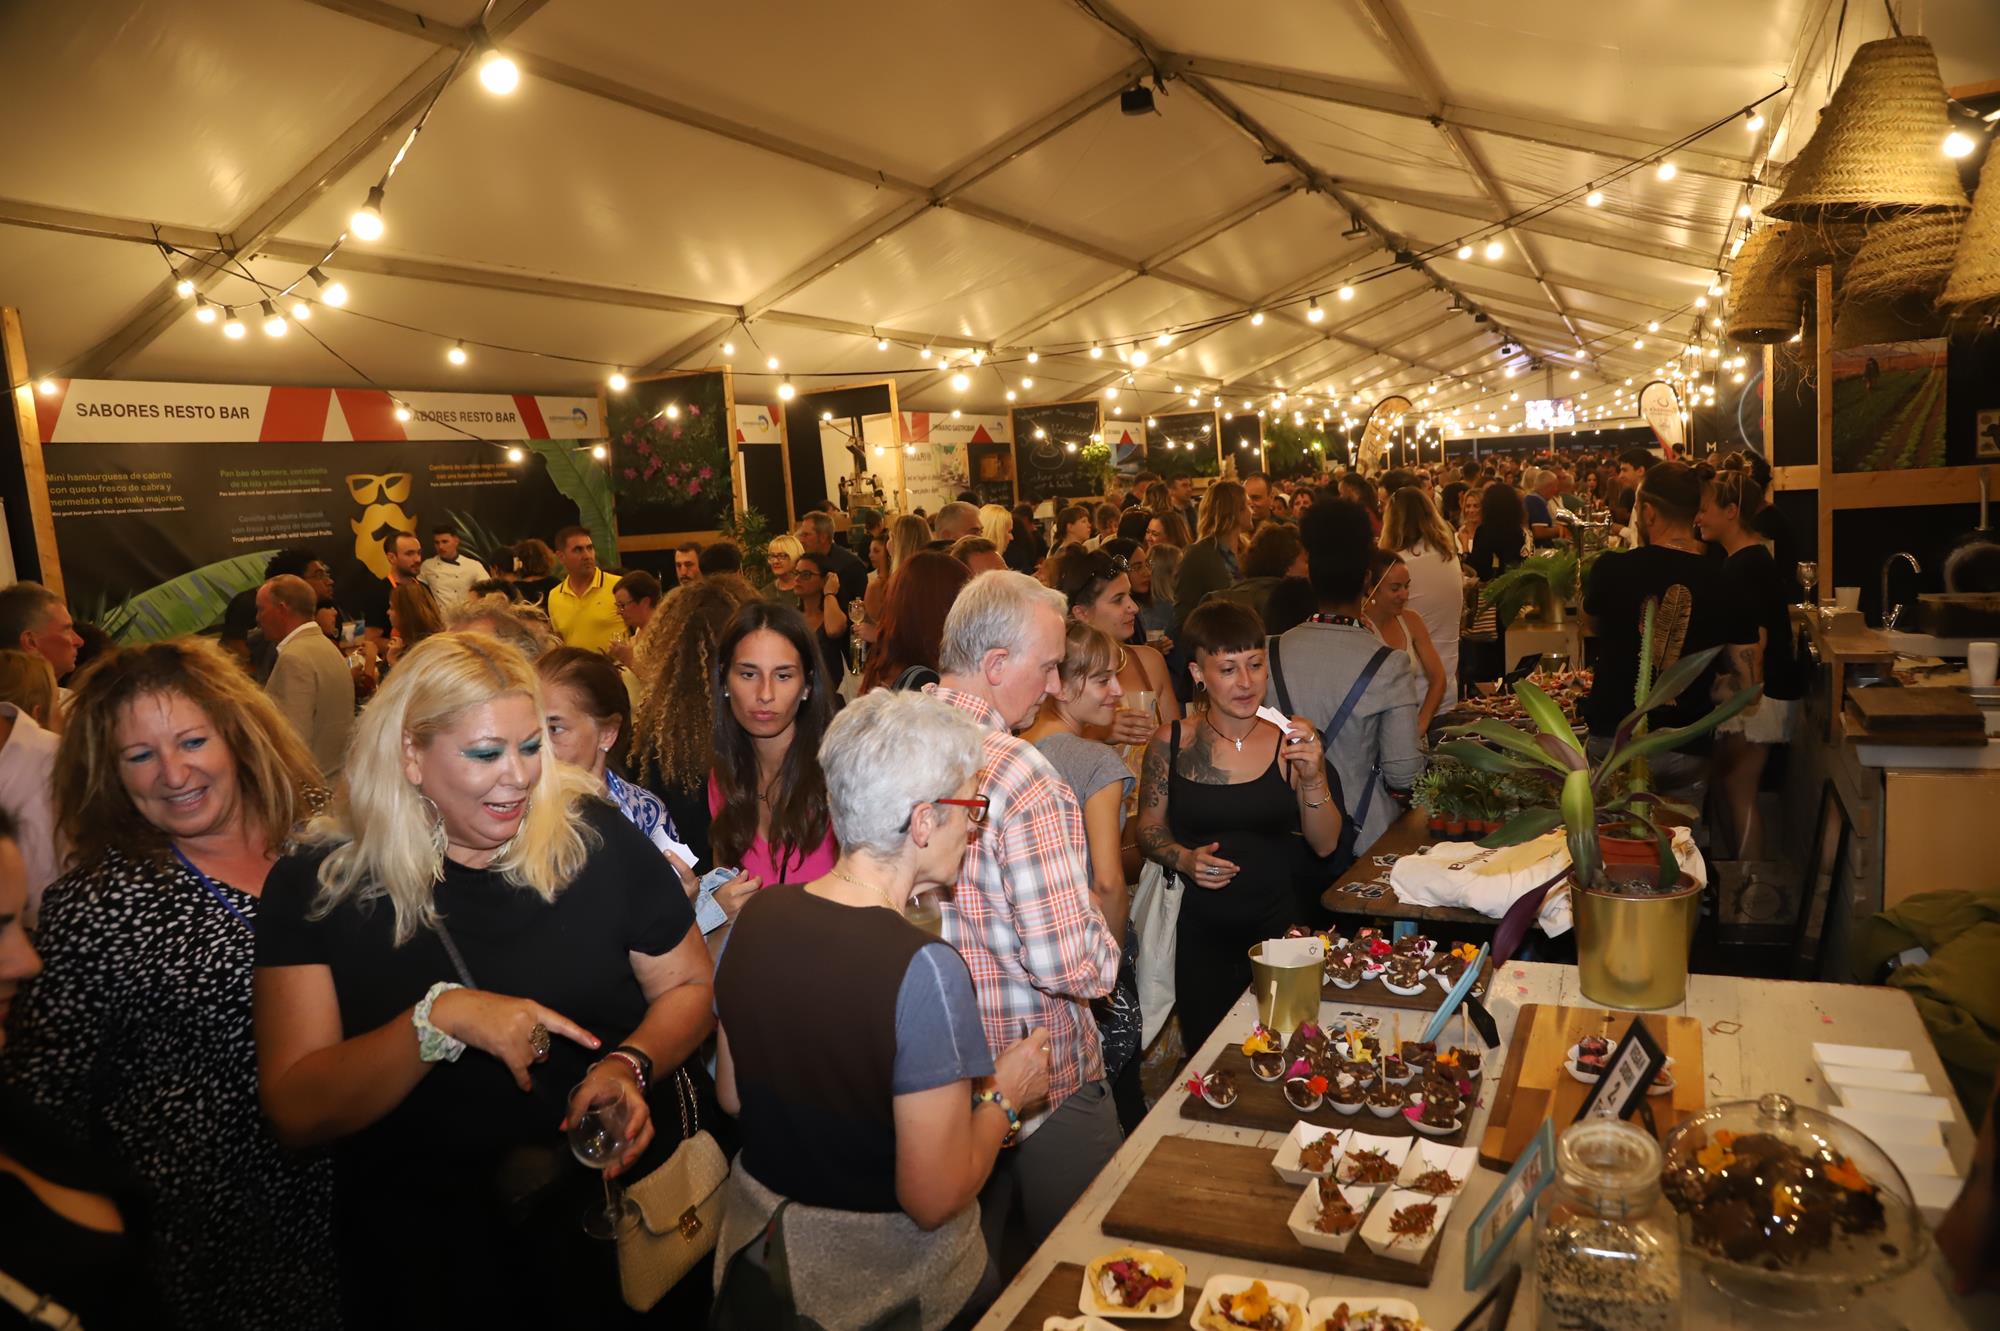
[933,796,990,825]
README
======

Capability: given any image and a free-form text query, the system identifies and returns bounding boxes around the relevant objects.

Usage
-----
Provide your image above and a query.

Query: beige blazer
[266,624,356,780]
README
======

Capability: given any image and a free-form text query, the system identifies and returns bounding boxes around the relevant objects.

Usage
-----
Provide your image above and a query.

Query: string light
[290,300,311,322]
[1944,130,1976,158]
[1130,350,1149,367]
[950,372,970,391]
[194,296,217,324]
[35,378,56,396]
[350,186,386,242]
[258,301,286,337]
[1021,377,1035,389]
[722,341,736,356]
[1337,285,1354,302]
[1307,297,1324,323]
[777,378,796,400]
[394,405,413,422]
[1026,350,1039,363]
[307,268,348,307]
[1484,238,1505,260]
[917,347,930,360]
[222,307,246,339]
[506,446,525,462]
[1745,110,1765,132]
[477,49,520,95]
[590,444,608,460]
[665,404,681,419]
[1656,161,1678,181]
[1250,311,1265,325]
[765,355,780,370]
[174,273,195,299]
[608,371,629,391]
[1456,244,1474,260]
[1105,386,1119,399]
[1584,191,1604,208]
[1646,321,1660,333]
[1089,342,1104,358]
[876,337,888,351]
[1155,332,1172,346]
[446,341,467,365]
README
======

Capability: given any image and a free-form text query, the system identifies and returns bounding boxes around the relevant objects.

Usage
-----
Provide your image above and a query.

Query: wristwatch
[413,980,466,1063]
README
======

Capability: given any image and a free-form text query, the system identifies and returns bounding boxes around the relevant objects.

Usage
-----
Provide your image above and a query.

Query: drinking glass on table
[1797,560,1818,607]
[568,1081,641,1240]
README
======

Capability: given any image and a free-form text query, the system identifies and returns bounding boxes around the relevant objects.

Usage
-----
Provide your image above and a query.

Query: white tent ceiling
[4,0,1997,438]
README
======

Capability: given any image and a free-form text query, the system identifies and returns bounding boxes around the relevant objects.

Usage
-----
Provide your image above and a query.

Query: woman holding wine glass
[711,689,1050,1331]
[254,631,719,1326]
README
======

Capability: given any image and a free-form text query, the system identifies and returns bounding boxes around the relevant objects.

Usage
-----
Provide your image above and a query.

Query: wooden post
[1815,265,1833,581]
[1,308,64,596]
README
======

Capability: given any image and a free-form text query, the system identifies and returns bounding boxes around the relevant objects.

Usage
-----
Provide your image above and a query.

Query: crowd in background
[0,442,1810,1329]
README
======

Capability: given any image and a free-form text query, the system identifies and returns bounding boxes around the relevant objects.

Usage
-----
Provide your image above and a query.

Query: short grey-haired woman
[711,689,1051,1331]
[254,632,717,1325]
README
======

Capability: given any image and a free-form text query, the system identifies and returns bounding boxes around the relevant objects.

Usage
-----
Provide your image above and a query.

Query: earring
[416,792,447,880]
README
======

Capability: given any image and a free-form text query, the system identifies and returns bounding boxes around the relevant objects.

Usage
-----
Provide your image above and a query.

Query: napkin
[1387,826,1706,937]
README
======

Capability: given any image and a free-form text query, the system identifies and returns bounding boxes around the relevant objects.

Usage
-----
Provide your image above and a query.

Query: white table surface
[973,961,1996,1330]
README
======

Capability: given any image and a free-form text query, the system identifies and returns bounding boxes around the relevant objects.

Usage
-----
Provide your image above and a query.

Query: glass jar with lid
[1535,1118,1681,1331]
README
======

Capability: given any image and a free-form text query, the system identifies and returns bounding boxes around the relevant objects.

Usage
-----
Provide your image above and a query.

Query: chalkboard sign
[1145,410,1220,480]
[1012,400,1101,502]
[1221,413,1264,472]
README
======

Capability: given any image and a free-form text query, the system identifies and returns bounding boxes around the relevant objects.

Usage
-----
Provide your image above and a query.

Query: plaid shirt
[932,687,1120,1130]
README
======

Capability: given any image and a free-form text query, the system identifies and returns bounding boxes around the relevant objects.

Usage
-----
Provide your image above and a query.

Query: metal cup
[1249,942,1322,1037]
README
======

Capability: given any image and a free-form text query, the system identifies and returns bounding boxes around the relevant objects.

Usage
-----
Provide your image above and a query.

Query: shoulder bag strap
[1327,646,1394,830]
[1267,635,1293,716]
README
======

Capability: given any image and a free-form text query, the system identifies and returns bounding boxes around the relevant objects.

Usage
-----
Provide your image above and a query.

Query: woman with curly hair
[628,577,761,866]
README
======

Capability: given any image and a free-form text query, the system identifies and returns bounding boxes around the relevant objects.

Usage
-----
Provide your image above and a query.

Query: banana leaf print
[525,440,617,558]
[101,549,280,643]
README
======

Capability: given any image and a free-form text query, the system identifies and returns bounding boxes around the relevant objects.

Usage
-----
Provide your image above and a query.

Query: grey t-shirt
[892,942,996,1093]
[1032,731,1135,830]
[1266,620,1423,854]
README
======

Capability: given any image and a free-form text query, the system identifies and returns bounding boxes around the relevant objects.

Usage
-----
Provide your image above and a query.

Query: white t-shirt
[419,553,490,609]
[1397,540,1463,708]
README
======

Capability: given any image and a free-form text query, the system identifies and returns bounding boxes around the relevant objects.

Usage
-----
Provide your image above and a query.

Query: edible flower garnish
[1297,1021,1322,1042]
[1185,1072,1206,1097]
[1308,1074,1329,1095]
[1288,1058,1311,1079]
[1366,937,1393,958]
[1241,1028,1279,1056]
[1450,942,1480,963]
[1696,1129,1738,1173]
[1232,1282,1271,1323]
[1823,1155,1872,1192]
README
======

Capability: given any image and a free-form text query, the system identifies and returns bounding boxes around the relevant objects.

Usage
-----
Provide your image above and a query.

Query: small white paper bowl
[1271,1122,1347,1186]
[1304,1295,1425,1328]
[1286,1178,1375,1255]
[1395,1141,1476,1195]
[1359,1187,1455,1264]
[1190,1274,1309,1331]
[1075,1248,1185,1321]
[1403,1097,1463,1137]
[1380,976,1428,997]
[1333,1131,1412,1189]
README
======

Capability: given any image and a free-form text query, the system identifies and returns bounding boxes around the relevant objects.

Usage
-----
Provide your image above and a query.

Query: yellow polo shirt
[547,569,624,652]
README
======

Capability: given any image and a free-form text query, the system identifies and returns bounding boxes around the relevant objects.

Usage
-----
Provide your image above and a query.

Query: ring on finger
[528,1022,552,1061]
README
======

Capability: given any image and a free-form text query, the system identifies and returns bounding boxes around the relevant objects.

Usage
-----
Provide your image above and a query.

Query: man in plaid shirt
[933,571,1122,1274]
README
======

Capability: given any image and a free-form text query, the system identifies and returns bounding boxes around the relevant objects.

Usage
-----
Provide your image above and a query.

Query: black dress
[255,800,710,1329]
[1166,722,1308,1053]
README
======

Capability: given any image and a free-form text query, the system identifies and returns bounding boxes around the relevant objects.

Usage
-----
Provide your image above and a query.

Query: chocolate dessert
[1283,1075,1327,1113]
[1340,1058,1379,1089]
[1200,1070,1238,1108]
[1391,933,1432,958]
[1383,955,1426,989]
[1665,1129,1887,1269]
[1381,1055,1411,1083]
[1366,1080,1406,1113]
[1418,1090,1461,1129]
[1249,1050,1287,1082]
[1441,1045,1482,1078]
[1400,1039,1436,1068]
[1298,1132,1339,1174]
[1329,1073,1365,1108]
[1324,951,1364,986]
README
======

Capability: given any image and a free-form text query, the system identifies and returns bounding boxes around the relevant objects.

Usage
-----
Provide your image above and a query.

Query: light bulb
[1746,111,1765,132]
[1944,130,1976,159]
[1695,295,1708,309]
[1456,244,1474,260]
[1584,190,1604,208]
[35,378,56,396]
[1656,160,1677,181]
[290,300,311,322]
[904,443,916,456]
[1633,338,1645,349]
[1065,441,1078,453]
[1105,386,1119,400]
[1250,311,1265,326]
[1647,321,1660,333]
[949,409,961,418]
[1189,394,1200,405]
[1034,428,1047,440]
[1736,203,1752,220]
[1021,377,1034,389]
[590,443,608,460]
[447,342,468,365]
[394,405,412,422]
[608,371,629,391]
[777,379,796,400]
[1484,239,1504,260]
[1130,350,1149,367]
[1569,369,1580,380]
[506,446,525,462]
[1005,390,1016,401]
[350,186,385,241]
[1147,417,1158,426]
[722,341,736,356]
[1026,350,1039,363]
[970,350,984,366]
[950,372,970,392]
[478,49,520,94]
[876,337,889,351]
[174,274,195,299]
[1089,342,1103,358]
[222,308,246,339]
[1307,298,1324,323]
[765,356,779,371]
[194,297,218,325]
[820,410,833,421]
[260,301,286,337]
[1337,285,1354,301]
[1156,332,1172,346]
[1733,372,1745,383]
[665,404,682,420]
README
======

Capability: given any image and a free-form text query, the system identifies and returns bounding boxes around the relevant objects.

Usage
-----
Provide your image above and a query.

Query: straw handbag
[618,1069,729,1311]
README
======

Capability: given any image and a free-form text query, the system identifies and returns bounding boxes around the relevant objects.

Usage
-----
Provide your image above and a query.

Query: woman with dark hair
[1115,508,1152,544]
[792,551,852,677]
[1338,473,1381,535]
[1054,505,1093,552]
[1134,600,1341,1052]
[1098,537,1155,642]
[1364,550,1446,733]
[1465,481,1530,582]
[1051,547,1180,732]
[389,578,445,664]
[709,603,839,910]
[1439,480,1468,527]
[1004,504,1045,574]
[1144,510,1191,551]
[858,551,971,694]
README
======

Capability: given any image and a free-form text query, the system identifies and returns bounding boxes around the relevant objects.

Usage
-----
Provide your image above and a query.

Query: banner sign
[32,378,610,641]
[1358,395,1415,468]
[1638,381,1685,456]
[898,411,990,513]
[734,403,784,445]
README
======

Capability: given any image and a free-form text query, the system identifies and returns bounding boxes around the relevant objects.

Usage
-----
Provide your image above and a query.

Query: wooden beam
[2,309,65,597]
[1816,266,1833,583]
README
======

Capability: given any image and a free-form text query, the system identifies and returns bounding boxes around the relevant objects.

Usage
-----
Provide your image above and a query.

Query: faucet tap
[1882,552,1921,630]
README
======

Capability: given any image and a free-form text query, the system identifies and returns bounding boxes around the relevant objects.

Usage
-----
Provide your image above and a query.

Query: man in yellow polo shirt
[546,525,625,653]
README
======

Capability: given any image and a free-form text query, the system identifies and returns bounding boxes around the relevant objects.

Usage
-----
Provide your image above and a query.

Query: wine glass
[568,1082,641,1240]
[1796,560,1819,607]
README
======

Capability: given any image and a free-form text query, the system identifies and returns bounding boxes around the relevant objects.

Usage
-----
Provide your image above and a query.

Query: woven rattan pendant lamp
[1769,36,1969,220]
[1941,149,2000,317]
[1725,225,1804,343]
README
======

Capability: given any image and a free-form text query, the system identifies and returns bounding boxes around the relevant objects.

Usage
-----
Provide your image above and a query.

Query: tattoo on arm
[1138,739,1170,812]
[1137,825,1183,870]
[1176,728,1229,785]
[1136,738,1184,869]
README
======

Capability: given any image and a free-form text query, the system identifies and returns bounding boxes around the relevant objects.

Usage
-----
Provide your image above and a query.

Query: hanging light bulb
[1584,190,1604,208]
[1105,386,1120,400]
[1735,203,1753,220]
[1020,377,1034,390]
[1004,390,1017,402]
[394,405,413,422]
[1026,350,1039,363]
[1089,342,1104,358]
[1633,338,1645,349]
[349,186,386,241]
[35,378,56,396]
[950,408,961,418]
[446,341,468,366]
[1155,332,1172,346]
[591,443,608,460]
[174,272,195,299]
[259,301,287,337]
[290,300,311,322]
[1456,244,1474,260]
[1307,297,1324,323]
[820,410,834,422]
[876,337,888,351]
[777,378,796,400]
[1189,393,1201,405]
[1130,350,1149,367]
[722,341,736,356]
[1745,110,1766,132]
[1337,285,1354,302]
[1647,321,1660,333]
[765,355,780,371]
[1694,294,1709,309]
[608,370,629,391]
[1655,161,1677,181]
[1733,371,1745,383]
[221,307,246,339]
[194,296,218,324]
[970,350,984,366]
[950,372,970,392]
[1943,130,1976,159]
[1569,369,1580,380]
[506,446,525,463]
[308,268,348,307]
[478,48,520,94]
[1147,417,1158,426]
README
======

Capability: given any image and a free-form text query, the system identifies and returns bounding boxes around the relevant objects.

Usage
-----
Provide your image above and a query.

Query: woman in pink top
[707,603,839,918]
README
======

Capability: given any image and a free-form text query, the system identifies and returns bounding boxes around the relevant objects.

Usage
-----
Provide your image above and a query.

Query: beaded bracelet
[973,1089,1021,1147]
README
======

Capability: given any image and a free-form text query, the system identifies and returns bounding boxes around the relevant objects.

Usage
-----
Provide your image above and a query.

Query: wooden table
[1321,808,1496,933]
[973,962,1990,1331]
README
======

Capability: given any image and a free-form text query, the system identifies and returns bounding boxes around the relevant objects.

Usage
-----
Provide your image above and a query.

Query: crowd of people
[0,451,1809,1328]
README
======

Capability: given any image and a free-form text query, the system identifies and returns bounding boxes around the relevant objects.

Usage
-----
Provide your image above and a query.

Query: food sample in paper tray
[1077,1246,1186,1318]
[1306,1296,1427,1330]
[1192,1275,1310,1331]
[1359,1186,1455,1265]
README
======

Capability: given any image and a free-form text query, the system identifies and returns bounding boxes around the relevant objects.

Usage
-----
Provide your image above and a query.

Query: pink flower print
[698,466,713,480]
[687,479,702,496]
[622,468,637,480]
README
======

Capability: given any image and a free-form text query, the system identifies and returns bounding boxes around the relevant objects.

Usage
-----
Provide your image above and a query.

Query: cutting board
[1477,1003,1705,1170]
[1000,1263,1088,1331]
[1847,686,1984,731]
[1323,956,1493,1010]
[1100,1135,1443,1288]
[1180,1044,1473,1145]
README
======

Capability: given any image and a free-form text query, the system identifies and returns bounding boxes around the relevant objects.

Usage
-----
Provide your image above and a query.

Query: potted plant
[1481,549,1580,627]
[1410,764,1455,836]
[1437,602,1760,1009]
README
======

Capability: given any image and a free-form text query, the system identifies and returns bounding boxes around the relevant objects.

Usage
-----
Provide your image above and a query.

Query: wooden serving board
[1000,1263,1088,1331]
[1179,1044,1472,1145]
[1848,685,1984,730]
[1477,1002,1706,1171]
[1322,957,1493,1010]
[1100,1135,1443,1288]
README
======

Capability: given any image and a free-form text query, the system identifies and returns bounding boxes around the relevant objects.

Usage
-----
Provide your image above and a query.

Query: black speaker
[1120,85,1155,116]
